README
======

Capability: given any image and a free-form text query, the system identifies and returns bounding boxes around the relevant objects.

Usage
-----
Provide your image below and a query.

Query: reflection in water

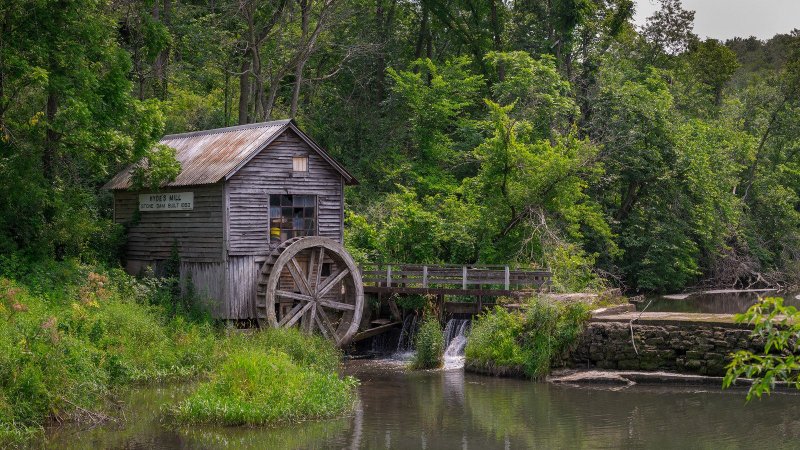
[43,361,800,449]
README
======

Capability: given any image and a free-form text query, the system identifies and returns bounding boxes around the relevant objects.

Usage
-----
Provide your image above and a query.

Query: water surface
[44,360,800,449]
[639,290,800,314]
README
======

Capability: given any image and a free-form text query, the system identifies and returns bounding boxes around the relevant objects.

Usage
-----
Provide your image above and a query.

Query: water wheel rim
[263,237,364,346]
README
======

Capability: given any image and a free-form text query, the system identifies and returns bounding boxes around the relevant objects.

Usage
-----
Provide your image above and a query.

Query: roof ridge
[161,119,292,140]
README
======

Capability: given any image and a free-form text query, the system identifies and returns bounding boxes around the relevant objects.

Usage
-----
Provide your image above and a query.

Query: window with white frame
[292,155,308,172]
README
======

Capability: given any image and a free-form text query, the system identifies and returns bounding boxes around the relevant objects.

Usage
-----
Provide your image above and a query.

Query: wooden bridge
[360,263,551,297]
[352,263,551,342]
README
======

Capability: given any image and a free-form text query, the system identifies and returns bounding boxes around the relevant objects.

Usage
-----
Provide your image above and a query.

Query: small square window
[293,156,308,172]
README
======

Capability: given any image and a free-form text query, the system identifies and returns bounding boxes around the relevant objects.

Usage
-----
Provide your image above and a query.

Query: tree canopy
[2,0,800,293]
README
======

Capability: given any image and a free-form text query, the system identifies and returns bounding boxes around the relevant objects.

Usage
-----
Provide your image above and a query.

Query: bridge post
[504,266,510,290]
[462,266,467,290]
[386,264,392,287]
[422,265,428,288]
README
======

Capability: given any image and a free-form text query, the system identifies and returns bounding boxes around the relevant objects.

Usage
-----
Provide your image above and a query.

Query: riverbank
[0,259,355,443]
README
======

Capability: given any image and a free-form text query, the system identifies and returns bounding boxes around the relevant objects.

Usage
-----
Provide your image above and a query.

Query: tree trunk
[224,69,231,126]
[291,0,311,118]
[238,58,251,124]
[290,61,305,118]
[252,48,265,120]
[489,0,504,81]
[44,91,58,182]
[264,81,279,120]
[414,2,429,60]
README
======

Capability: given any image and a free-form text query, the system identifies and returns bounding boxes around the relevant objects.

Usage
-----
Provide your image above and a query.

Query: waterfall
[395,314,419,355]
[443,319,470,369]
[443,319,470,357]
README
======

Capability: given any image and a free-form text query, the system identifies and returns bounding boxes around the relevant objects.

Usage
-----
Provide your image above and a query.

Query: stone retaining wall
[570,320,762,376]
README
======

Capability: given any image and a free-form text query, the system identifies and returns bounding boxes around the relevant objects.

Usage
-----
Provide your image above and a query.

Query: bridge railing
[359,263,551,295]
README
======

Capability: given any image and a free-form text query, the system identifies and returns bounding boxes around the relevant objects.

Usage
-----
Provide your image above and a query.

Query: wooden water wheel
[256,236,364,347]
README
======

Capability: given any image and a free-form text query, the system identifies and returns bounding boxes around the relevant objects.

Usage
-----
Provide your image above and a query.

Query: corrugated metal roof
[103,120,357,190]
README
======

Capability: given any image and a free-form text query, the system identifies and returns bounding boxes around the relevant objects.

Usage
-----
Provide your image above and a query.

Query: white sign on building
[139,192,194,211]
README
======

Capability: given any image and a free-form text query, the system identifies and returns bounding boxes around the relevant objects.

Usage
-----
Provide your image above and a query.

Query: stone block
[670,339,687,350]
[685,359,702,370]
[696,344,714,352]
[645,337,665,346]
[710,339,731,349]
[685,350,704,359]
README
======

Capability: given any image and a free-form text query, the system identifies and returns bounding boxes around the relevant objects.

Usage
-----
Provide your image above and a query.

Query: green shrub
[464,306,527,375]
[519,298,590,377]
[171,348,357,425]
[411,316,444,369]
[465,297,590,378]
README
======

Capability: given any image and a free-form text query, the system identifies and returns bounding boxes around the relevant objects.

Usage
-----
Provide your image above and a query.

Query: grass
[171,344,357,425]
[465,296,590,379]
[0,258,357,441]
[411,316,444,369]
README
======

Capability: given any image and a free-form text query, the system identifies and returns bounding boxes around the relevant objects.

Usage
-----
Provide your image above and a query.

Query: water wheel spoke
[278,301,307,327]
[314,310,334,343]
[287,257,312,295]
[311,247,325,291]
[275,290,314,303]
[316,307,340,345]
[317,268,350,298]
[282,301,314,328]
[304,303,317,333]
[319,299,356,311]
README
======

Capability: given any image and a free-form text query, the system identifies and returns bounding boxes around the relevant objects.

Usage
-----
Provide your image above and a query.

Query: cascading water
[443,318,470,369]
[394,314,419,359]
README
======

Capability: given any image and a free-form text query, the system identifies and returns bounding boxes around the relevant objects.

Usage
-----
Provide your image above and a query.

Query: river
[43,357,800,449]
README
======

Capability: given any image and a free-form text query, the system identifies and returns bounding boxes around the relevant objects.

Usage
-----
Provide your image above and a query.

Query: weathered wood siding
[113,184,224,263]
[180,261,226,316]
[226,129,345,256]
[225,256,262,319]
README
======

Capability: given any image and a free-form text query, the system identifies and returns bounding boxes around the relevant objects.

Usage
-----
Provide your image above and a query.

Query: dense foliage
[2,0,800,292]
[465,297,590,378]
[723,297,800,400]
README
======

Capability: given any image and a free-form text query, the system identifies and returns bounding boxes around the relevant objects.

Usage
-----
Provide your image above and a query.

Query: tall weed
[411,316,444,369]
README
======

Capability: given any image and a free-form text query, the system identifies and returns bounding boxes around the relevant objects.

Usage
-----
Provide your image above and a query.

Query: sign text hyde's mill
[139,192,194,211]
